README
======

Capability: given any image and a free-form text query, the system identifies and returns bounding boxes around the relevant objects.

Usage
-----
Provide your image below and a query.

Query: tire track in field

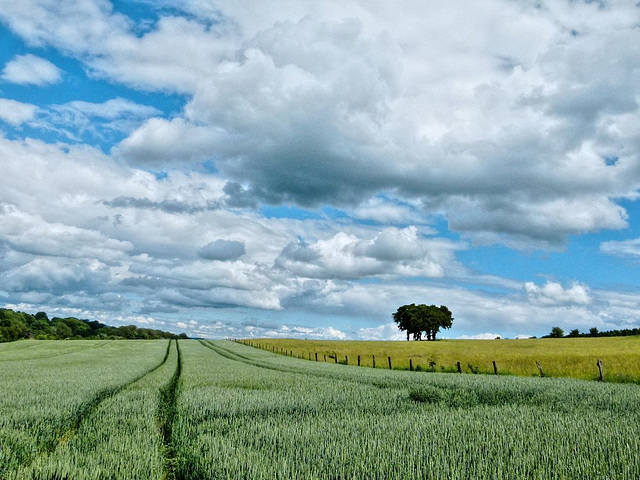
[158,339,182,480]
[12,339,174,475]
[199,340,392,388]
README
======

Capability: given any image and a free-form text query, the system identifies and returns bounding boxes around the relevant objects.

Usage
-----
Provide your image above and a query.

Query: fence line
[233,340,610,381]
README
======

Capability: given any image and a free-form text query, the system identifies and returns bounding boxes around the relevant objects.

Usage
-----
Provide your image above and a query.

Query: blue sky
[1,0,640,340]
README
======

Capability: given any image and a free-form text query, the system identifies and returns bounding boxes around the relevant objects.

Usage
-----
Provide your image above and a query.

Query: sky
[1,0,640,340]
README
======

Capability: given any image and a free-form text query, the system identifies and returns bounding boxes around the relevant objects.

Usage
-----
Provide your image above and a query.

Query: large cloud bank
[1,1,640,338]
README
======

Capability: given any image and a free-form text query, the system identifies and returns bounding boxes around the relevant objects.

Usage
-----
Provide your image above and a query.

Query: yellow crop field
[243,336,640,382]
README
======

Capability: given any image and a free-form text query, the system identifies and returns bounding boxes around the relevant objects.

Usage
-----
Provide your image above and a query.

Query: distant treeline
[543,326,640,339]
[0,308,188,343]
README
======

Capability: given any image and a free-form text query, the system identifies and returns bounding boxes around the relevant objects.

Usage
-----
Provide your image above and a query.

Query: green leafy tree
[567,329,580,337]
[549,326,564,338]
[393,304,454,341]
[52,321,73,339]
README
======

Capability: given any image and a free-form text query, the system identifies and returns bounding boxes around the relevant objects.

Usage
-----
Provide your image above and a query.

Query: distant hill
[0,308,188,342]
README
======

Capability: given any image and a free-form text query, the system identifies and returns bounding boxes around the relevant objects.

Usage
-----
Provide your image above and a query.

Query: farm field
[1,339,640,478]
[246,336,640,382]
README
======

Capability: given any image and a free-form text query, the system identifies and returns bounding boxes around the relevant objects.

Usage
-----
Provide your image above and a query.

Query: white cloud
[457,333,502,340]
[600,237,640,258]
[28,97,162,143]
[0,203,133,262]
[524,281,592,306]
[114,118,218,165]
[275,226,459,280]
[3,257,112,294]
[356,322,404,341]
[50,98,160,123]
[1,54,62,85]
[2,2,640,339]
[352,196,422,225]
[0,98,38,126]
[2,1,640,247]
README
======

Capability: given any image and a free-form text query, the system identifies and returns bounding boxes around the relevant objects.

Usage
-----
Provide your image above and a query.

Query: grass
[0,340,169,478]
[172,340,640,479]
[10,340,179,480]
[3,339,640,478]
[244,336,640,382]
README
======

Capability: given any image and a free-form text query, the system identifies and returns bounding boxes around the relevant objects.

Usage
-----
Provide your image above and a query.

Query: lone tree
[548,326,564,338]
[393,304,453,341]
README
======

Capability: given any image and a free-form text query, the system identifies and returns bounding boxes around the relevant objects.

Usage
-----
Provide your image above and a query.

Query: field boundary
[239,337,640,384]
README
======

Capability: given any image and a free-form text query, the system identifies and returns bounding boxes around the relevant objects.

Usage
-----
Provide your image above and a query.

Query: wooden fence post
[357,355,361,367]
[410,359,413,371]
[372,355,376,368]
[536,361,544,377]
[324,354,326,362]
[334,355,338,364]
[315,352,318,362]
[388,356,392,370]
[493,361,498,375]
[597,359,604,381]
[345,355,348,365]
[456,361,462,373]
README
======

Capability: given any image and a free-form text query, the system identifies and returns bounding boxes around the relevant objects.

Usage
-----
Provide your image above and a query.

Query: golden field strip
[244,336,640,382]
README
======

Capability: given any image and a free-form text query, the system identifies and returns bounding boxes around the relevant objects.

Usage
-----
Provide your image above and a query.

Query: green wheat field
[1,338,640,479]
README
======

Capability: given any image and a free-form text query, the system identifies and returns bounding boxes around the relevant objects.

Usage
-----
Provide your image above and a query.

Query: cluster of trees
[393,304,453,341]
[0,308,188,343]
[546,326,640,339]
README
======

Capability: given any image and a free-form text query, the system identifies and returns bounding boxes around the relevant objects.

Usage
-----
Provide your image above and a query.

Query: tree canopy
[0,308,188,343]
[393,304,453,341]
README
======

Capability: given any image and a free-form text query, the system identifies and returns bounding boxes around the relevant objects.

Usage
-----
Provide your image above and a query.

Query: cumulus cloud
[0,203,133,262]
[2,1,640,339]
[356,322,404,341]
[3,1,640,247]
[0,98,38,126]
[114,118,218,165]
[113,1,640,247]
[275,226,457,279]
[3,257,112,295]
[1,54,62,85]
[352,196,422,225]
[198,239,246,261]
[524,281,592,306]
[255,323,349,340]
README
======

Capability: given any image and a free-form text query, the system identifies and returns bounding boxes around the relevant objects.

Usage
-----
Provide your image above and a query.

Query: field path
[159,339,183,480]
